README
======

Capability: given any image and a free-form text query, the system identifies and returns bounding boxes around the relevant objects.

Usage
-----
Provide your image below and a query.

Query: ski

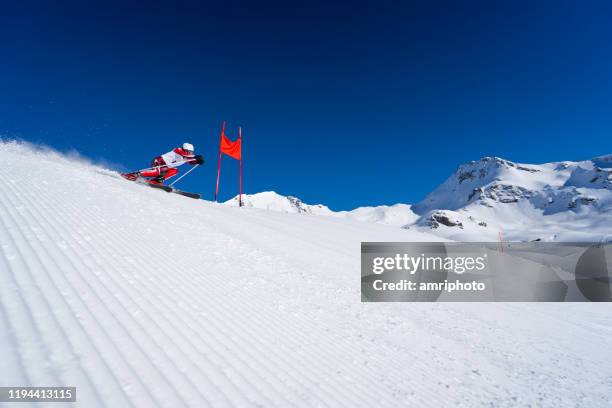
[171,189,201,199]
[136,179,200,199]
[147,183,173,193]
[146,182,200,199]
[145,182,199,198]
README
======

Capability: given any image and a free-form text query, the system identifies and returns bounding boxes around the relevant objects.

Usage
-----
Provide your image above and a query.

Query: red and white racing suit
[140,148,196,181]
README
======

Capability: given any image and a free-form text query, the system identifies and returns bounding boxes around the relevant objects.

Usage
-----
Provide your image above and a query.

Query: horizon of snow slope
[1,141,611,407]
[225,192,419,227]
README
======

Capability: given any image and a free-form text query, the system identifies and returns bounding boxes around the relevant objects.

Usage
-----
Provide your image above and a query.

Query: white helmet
[183,142,194,153]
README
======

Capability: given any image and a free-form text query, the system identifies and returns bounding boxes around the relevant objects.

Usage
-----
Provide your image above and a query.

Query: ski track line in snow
[0,300,29,386]
[0,215,48,387]
[0,179,141,408]
[0,190,106,396]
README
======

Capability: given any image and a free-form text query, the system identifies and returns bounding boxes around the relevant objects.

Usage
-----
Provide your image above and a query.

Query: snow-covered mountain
[228,155,612,242]
[1,141,611,407]
[412,156,612,241]
[413,155,612,213]
[224,191,335,215]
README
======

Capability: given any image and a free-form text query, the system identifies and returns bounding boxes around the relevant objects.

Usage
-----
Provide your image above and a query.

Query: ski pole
[169,164,199,187]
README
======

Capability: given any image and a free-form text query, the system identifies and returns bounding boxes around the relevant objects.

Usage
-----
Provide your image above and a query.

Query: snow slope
[339,203,418,227]
[1,141,611,407]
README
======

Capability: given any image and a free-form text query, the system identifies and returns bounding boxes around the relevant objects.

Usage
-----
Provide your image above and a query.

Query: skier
[123,142,204,185]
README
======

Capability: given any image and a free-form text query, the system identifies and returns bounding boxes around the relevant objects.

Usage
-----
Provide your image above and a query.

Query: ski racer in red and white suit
[138,142,204,185]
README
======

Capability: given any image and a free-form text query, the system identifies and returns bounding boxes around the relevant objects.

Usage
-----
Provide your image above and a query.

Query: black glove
[193,155,204,165]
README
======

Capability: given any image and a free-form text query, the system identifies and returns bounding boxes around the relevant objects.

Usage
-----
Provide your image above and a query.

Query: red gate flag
[220,130,241,160]
[215,121,244,206]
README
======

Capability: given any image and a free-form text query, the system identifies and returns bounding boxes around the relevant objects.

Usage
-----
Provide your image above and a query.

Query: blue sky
[1,1,611,210]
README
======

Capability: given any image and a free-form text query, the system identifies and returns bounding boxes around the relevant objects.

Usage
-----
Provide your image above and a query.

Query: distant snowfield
[0,141,611,407]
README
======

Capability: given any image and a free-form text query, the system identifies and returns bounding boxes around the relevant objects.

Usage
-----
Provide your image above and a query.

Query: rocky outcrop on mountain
[427,211,464,229]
